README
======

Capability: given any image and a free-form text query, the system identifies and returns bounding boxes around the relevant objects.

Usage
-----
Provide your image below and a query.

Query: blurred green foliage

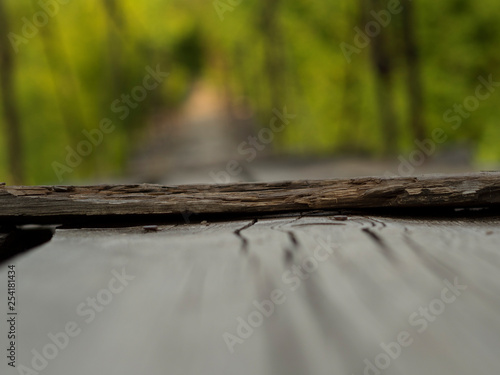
[1,0,500,184]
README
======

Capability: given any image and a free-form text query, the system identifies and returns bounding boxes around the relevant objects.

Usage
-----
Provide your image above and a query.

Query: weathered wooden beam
[1,173,500,223]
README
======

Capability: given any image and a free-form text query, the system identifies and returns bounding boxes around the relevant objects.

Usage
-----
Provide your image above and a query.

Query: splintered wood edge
[1,172,500,223]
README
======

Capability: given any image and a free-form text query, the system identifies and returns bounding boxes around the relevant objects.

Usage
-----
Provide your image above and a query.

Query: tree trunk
[0,0,24,184]
[102,0,126,98]
[38,22,85,147]
[364,0,399,155]
[260,0,285,112]
[401,0,426,141]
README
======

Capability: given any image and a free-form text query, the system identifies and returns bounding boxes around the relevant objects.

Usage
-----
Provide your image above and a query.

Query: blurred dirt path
[127,82,247,183]
[127,82,481,185]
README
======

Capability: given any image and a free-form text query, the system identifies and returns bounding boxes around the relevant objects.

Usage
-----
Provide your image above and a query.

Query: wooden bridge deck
[1,210,500,375]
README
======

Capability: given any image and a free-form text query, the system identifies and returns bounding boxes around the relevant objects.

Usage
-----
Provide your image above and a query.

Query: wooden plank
[1,172,500,224]
[1,214,499,374]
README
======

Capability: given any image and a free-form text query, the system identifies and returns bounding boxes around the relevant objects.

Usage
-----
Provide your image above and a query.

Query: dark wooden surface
[2,172,500,223]
[1,212,499,375]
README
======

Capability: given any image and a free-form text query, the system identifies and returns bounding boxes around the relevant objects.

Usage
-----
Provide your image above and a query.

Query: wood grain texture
[1,172,500,223]
[1,214,499,375]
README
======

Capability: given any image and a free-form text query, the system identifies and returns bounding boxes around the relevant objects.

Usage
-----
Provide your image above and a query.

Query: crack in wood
[361,227,397,263]
[291,222,346,227]
[233,219,257,252]
[401,233,500,310]
[268,216,303,262]
[403,233,464,284]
